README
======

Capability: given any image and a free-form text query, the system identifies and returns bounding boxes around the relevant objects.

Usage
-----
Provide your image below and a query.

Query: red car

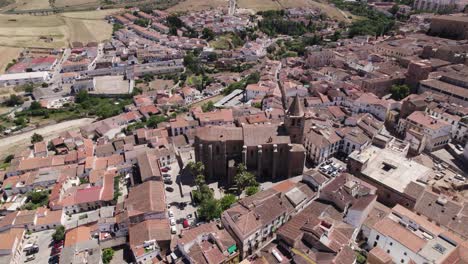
[183,219,190,228]
[161,167,169,172]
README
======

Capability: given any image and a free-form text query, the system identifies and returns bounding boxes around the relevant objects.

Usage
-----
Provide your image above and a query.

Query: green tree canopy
[201,28,215,41]
[201,101,215,112]
[5,94,23,107]
[187,161,205,176]
[147,115,168,128]
[220,194,237,210]
[102,248,115,264]
[198,198,222,221]
[52,225,65,242]
[30,101,42,110]
[75,90,89,104]
[234,164,259,191]
[31,133,44,144]
[246,186,259,196]
[390,84,410,100]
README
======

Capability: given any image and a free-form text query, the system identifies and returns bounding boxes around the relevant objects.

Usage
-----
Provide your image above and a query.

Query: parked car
[161,167,169,172]
[163,173,171,178]
[170,218,176,226]
[166,186,174,192]
[49,255,59,264]
[183,219,190,228]
[25,255,36,262]
[169,210,174,217]
[171,226,177,234]
[187,214,193,219]
[164,178,173,184]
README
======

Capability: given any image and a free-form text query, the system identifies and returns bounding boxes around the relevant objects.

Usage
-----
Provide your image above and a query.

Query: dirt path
[0,117,95,158]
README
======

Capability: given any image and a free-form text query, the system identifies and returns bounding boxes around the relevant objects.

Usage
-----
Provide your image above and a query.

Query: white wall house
[0,72,50,87]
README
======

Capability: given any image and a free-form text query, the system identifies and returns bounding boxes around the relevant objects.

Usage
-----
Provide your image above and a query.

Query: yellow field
[237,0,280,11]
[63,17,112,44]
[60,8,122,19]
[0,9,117,49]
[169,0,353,21]
[167,0,227,12]
[0,46,21,73]
[14,0,50,10]
[54,0,100,8]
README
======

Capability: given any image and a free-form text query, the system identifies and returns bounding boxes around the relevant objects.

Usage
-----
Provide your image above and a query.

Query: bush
[201,101,215,112]
[246,186,259,196]
[102,248,115,264]
[5,94,23,107]
[134,18,150,27]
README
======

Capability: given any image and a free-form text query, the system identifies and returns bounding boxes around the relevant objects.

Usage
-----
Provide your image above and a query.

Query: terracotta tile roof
[125,180,166,217]
[100,173,115,201]
[65,225,91,247]
[0,228,24,251]
[129,218,171,252]
[374,218,426,252]
[14,210,36,225]
[33,141,47,154]
[137,152,161,181]
[414,190,463,227]
[407,111,451,131]
[36,209,62,226]
[74,186,102,204]
[368,246,393,264]
[196,109,234,123]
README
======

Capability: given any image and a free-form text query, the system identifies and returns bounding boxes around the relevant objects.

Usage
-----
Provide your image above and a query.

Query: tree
[390,84,410,100]
[5,94,23,107]
[31,133,43,144]
[24,83,34,93]
[331,30,341,42]
[195,174,206,187]
[198,198,222,221]
[147,115,168,128]
[201,28,215,41]
[246,186,259,196]
[220,194,237,210]
[390,4,399,15]
[30,101,42,110]
[102,248,115,264]
[201,101,215,112]
[4,154,14,164]
[113,23,124,34]
[186,161,205,176]
[52,225,65,242]
[167,15,184,28]
[75,90,89,104]
[234,164,258,191]
[207,53,218,62]
[134,18,150,27]
[14,117,27,126]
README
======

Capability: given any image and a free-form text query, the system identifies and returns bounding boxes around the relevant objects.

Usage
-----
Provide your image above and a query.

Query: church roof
[287,95,304,117]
